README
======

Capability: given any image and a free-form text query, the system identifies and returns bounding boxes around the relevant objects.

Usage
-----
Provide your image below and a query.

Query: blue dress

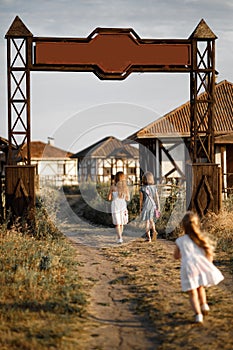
[140,185,158,221]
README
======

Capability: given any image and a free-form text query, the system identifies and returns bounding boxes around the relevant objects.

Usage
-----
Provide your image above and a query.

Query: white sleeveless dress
[175,235,224,292]
[111,191,128,225]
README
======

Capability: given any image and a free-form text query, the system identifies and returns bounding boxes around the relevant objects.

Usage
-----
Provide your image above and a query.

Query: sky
[0,0,233,153]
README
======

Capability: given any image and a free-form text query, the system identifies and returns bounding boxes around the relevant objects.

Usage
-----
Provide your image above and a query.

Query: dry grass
[202,209,233,254]
[0,222,86,350]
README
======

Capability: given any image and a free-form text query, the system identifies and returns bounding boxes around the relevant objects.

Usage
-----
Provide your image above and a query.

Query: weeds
[0,204,86,350]
[202,208,233,254]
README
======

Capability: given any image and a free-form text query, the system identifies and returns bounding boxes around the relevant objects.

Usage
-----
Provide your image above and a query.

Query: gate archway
[5,16,221,218]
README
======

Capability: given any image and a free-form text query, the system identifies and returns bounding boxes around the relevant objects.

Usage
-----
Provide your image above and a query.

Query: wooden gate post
[186,164,221,217]
[5,165,36,223]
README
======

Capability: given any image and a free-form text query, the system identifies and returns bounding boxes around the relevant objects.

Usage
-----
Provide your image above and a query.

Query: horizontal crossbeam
[33,29,191,80]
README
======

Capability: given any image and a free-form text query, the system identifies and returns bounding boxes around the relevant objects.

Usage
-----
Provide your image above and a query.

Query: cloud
[0,0,232,148]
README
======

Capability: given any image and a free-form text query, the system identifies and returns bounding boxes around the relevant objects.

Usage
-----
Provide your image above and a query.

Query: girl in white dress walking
[174,211,224,323]
[108,172,130,244]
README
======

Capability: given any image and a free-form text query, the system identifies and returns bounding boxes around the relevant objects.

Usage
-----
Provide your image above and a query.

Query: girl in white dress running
[174,211,224,323]
[108,172,130,244]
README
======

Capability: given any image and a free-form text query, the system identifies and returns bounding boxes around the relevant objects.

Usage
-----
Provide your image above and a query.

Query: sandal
[195,314,203,323]
[201,303,210,315]
[151,230,158,240]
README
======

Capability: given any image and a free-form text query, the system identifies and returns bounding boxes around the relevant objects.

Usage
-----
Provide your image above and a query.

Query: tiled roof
[72,136,138,159]
[215,132,233,144]
[130,80,233,139]
[21,141,73,159]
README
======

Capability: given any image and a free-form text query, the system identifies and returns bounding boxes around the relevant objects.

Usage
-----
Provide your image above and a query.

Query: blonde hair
[142,171,154,185]
[114,171,129,199]
[182,211,213,259]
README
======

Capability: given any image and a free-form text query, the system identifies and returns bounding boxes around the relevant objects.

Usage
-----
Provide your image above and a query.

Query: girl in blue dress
[139,171,160,242]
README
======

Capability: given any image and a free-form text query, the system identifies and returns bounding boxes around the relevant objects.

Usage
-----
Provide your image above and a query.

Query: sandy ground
[60,216,233,350]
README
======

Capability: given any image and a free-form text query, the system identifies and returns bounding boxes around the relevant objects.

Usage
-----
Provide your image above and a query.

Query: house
[20,139,78,187]
[71,136,139,184]
[0,136,16,217]
[0,136,19,171]
[129,80,233,194]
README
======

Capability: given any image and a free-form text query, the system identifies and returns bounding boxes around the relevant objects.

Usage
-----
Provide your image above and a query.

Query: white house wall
[161,142,186,180]
[31,159,78,186]
[79,157,139,184]
[215,145,227,194]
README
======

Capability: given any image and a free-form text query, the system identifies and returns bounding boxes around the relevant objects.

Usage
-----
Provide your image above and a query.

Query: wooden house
[129,80,233,194]
[71,136,139,184]
[0,136,19,170]
[20,139,78,187]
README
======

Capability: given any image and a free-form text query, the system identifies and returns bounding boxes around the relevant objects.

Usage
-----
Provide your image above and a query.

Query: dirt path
[64,221,233,350]
[71,241,157,350]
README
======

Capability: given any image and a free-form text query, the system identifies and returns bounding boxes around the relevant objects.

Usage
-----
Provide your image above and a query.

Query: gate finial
[5,15,32,37]
[189,19,217,39]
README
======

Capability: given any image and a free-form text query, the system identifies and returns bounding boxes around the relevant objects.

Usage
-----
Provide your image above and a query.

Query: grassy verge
[0,214,86,350]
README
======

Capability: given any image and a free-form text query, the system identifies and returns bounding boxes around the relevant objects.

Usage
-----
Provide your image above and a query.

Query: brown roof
[130,80,233,139]
[72,136,138,159]
[215,132,233,144]
[21,141,73,159]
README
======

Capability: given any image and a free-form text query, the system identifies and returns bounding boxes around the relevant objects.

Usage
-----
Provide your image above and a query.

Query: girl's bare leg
[116,225,121,240]
[188,289,202,315]
[120,225,123,240]
[197,286,209,314]
[145,221,151,241]
[149,219,155,232]
[116,225,123,242]
[149,219,157,240]
[197,286,207,305]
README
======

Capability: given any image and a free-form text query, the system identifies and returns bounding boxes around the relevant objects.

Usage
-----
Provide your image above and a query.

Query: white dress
[175,235,224,292]
[111,191,128,225]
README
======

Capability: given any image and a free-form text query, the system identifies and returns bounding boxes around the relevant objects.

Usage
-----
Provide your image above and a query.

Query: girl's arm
[108,186,113,201]
[155,189,160,211]
[139,191,143,212]
[125,187,130,202]
[174,244,181,259]
[206,252,214,263]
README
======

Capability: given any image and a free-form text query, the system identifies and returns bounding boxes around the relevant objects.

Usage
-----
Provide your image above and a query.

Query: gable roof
[130,80,233,139]
[72,136,138,159]
[21,141,73,159]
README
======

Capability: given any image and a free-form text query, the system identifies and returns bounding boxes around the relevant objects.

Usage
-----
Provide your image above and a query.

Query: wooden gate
[5,166,35,219]
[186,164,221,216]
[5,16,220,218]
